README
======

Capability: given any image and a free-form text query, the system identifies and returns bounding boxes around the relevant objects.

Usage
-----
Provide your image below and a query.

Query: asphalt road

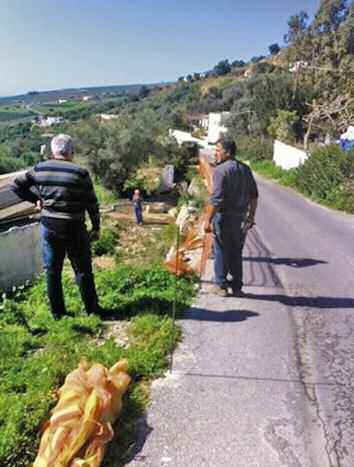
[125,176,354,467]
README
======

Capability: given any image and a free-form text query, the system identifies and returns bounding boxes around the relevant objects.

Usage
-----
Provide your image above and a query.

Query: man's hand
[89,230,100,242]
[35,199,43,211]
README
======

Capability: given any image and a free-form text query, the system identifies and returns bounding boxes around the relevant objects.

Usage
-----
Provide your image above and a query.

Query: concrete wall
[0,170,26,188]
[0,222,43,291]
[169,129,209,148]
[273,139,308,170]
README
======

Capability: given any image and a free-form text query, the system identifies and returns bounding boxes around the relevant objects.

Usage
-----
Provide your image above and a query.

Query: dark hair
[217,135,237,157]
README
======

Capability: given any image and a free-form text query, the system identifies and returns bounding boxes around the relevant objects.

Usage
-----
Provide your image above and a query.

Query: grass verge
[0,264,196,467]
[249,160,297,187]
[249,158,354,214]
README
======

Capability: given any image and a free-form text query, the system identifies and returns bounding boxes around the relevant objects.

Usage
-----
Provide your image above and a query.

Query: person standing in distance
[204,136,259,297]
[132,188,143,225]
[11,134,102,319]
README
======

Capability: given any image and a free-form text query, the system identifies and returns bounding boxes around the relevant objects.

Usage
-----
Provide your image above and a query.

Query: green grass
[0,112,33,123]
[0,105,34,124]
[31,101,91,115]
[249,160,297,187]
[0,264,196,467]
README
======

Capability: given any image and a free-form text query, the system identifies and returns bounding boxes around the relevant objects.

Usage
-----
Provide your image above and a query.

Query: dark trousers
[134,206,143,224]
[213,213,243,290]
[40,223,99,318]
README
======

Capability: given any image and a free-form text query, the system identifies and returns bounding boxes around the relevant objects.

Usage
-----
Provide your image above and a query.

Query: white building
[98,113,119,122]
[207,112,230,143]
[200,115,209,130]
[38,116,64,128]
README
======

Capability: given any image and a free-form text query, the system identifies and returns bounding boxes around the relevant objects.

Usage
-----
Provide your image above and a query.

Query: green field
[0,108,33,123]
[32,100,91,115]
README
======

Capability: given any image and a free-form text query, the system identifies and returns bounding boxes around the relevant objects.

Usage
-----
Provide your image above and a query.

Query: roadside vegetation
[0,203,197,466]
[248,145,354,213]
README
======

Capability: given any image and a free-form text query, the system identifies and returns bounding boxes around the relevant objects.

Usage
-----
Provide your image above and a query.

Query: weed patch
[91,226,119,256]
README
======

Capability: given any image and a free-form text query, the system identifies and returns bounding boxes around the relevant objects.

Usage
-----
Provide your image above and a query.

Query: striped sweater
[11,159,100,230]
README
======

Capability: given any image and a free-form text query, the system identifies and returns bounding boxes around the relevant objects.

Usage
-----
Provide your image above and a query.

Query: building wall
[0,223,43,292]
[169,129,209,148]
[207,112,229,143]
[273,140,308,170]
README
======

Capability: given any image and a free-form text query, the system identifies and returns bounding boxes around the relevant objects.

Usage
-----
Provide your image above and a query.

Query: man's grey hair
[51,134,73,157]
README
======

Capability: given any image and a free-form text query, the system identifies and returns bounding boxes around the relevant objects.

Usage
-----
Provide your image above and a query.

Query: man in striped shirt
[11,134,102,320]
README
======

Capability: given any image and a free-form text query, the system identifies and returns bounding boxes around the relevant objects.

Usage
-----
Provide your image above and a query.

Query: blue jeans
[213,213,243,290]
[40,223,99,318]
[134,206,143,224]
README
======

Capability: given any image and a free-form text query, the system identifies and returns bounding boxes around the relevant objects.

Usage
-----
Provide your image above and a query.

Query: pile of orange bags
[165,150,214,276]
[34,359,131,467]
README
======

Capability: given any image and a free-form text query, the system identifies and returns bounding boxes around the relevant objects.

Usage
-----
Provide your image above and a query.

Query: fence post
[168,225,180,373]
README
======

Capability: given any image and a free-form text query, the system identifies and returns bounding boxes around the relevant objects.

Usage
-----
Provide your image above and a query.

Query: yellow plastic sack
[34,359,131,467]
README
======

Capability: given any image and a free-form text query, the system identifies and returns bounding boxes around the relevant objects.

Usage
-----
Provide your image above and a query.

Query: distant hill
[0,83,165,106]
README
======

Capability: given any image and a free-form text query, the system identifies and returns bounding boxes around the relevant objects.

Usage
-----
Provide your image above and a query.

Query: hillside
[0,83,163,106]
[0,0,353,187]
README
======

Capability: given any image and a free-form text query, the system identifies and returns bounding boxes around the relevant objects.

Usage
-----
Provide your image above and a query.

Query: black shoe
[87,306,106,318]
[52,312,65,321]
[232,288,245,297]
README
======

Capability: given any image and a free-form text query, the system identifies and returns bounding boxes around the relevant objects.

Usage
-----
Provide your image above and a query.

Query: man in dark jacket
[204,136,258,297]
[11,134,102,319]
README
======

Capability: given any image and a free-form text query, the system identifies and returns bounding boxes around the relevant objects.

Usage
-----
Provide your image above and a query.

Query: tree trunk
[304,115,314,151]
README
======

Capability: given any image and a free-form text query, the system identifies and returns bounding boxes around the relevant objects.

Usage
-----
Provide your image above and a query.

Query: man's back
[211,159,258,215]
[12,159,99,226]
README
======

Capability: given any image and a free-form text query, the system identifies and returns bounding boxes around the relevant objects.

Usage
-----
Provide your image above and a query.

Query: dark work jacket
[210,159,258,216]
[11,159,100,231]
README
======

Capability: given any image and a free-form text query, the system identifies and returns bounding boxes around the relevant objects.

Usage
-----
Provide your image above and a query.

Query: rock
[147,202,169,214]
[187,177,204,197]
[176,204,197,234]
[168,208,178,218]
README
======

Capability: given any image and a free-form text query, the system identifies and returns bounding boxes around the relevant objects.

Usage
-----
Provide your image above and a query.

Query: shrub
[91,227,119,256]
[237,135,273,161]
[93,181,118,205]
[0,144,24,174]
[268,110,298,144]
[123,162,162,196]
[295,145,354,210]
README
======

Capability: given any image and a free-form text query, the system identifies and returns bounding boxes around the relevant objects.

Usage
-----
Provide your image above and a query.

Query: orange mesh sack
[33,359,131,467]
[165,151,214,277]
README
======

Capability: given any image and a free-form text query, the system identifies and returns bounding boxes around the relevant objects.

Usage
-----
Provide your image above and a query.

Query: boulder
[146,202,169,214]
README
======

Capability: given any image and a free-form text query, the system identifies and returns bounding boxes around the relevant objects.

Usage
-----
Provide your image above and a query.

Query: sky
[0,0,319,97]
